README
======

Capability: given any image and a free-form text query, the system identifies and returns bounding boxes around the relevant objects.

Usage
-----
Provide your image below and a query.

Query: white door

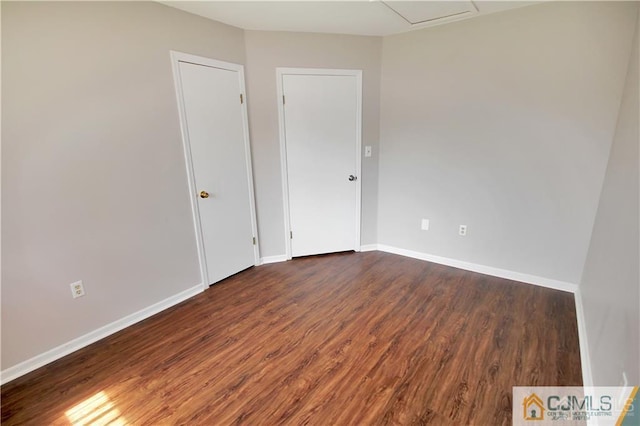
[279,70,362,257]
[173,53,258,286]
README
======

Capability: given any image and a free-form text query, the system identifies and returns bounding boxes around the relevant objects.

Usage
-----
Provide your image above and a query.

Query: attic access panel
[382,1,478,25]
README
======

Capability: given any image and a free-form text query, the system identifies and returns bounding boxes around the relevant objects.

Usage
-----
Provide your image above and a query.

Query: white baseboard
[0,284,203,385]
[1,246,583,385]
[372,244,588,384]
[260,254,288,265]
[574,288,593,387]
[374,244,578,293]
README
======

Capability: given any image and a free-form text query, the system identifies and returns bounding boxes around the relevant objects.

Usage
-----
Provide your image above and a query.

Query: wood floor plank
[1,251,582,425]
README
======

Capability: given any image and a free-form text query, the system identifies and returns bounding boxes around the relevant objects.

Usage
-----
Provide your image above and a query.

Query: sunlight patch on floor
[65,391,128,425]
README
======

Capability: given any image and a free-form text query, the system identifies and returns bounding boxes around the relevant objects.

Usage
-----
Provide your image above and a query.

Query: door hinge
[282,95,285,105]
[240,94,244,104]
[252,236,256,245]
[290,231,293,239]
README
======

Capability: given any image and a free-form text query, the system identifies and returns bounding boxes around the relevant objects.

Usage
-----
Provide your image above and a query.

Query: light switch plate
[364,146,372,157]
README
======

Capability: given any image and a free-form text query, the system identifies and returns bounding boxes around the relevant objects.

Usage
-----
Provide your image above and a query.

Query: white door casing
[171,52,259,288]
[277,68,362,258]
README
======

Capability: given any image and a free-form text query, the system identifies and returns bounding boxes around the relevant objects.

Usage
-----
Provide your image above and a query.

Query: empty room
[1,1,639,425]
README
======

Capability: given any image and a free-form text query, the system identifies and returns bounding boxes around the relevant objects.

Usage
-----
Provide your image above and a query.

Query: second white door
[174,54,258,286]
[279,70,362,257]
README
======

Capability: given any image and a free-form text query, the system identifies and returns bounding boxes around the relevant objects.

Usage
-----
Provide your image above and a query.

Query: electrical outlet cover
[70,280,85,298]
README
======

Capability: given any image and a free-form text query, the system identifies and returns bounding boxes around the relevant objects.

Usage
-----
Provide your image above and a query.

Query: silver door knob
[348,175,357,181]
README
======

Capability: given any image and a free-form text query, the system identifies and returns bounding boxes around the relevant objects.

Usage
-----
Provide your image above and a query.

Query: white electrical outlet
[364,146,372,157]
[459,225,467,236]
[421,219,430,230]
[70,280,85,298]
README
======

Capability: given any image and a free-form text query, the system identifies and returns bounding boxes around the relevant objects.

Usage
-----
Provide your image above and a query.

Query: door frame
[276,67,363,260]
[171,51,260,290]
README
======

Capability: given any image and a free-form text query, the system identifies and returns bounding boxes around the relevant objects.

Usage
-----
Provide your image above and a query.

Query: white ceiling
[161,1,542,37]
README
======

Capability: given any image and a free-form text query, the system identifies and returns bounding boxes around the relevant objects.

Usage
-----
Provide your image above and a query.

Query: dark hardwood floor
[1,251,582,425]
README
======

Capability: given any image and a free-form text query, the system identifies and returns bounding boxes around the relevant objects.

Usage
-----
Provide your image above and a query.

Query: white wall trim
[574,288,594,387]
[1,284,203,385]
[374,244,578,293]
[0,246,588,386]
[260,255,288,265]
[369,244,589,382]
[275,69,293,260]
[237,63,262,267]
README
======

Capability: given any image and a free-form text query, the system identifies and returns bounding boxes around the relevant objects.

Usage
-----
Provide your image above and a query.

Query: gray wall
[243,31,382,257]
[3,0,639,383]
[1,1,245,369]
[377,1,638,284]
[579,11,639,386]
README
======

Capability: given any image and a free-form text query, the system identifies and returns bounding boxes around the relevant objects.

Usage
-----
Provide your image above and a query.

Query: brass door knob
[199,190,210,199]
